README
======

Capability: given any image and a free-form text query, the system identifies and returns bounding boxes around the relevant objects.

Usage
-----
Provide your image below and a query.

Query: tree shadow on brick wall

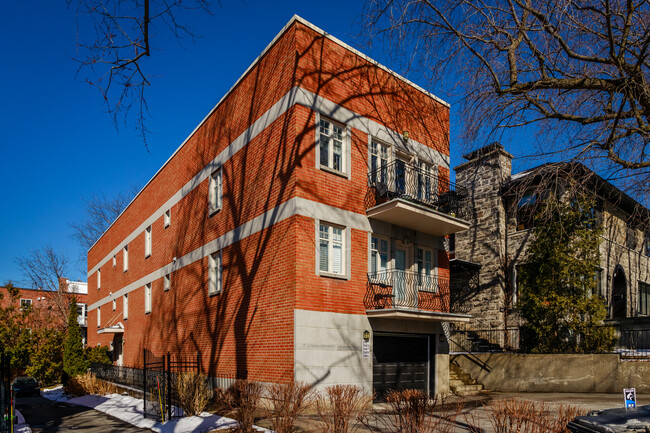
[136,23,451,384]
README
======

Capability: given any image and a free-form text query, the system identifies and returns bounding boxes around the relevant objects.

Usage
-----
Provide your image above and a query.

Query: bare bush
[485,399,587,433]
[175,371,212,416]
[264,381,313,433]
[65,372,118,396]
[316,385,370,433]
[386,389,429,433]
[214,379,263,433]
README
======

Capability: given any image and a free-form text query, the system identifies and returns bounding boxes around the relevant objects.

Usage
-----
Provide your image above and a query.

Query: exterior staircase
[449,361,488,396]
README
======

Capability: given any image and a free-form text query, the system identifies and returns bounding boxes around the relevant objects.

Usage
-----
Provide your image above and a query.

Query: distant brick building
[453,143,650,333]
[86,16,471,396]
[0,280,88,338]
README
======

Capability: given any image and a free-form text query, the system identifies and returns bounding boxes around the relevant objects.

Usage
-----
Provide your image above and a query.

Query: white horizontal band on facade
[88,86,449,278]
[87,197,371,311]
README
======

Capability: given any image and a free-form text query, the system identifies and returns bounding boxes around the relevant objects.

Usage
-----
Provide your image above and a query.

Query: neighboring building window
[319,223,344,275]
[97,269,101,289]
[123,245,129,272]
[20,299,32,310]
[145,225,152,258]
[516,194,538,230]
[370,236,389,274]
[112,255,116,267]
[645,232,650,257]
[448,234,456,254]
[123,294,129,320]
[417,247,435,291]
[209,251,222,295]
[144,283,152,314]
[369,140,389,185]
[319,118,345,173]
[77,303,87,326]
[626,226,638,250]
[209,169,222,214]
[639,282,650,316]
[164,273,171,292]
[97,306,101,328]
[164,209,171,228]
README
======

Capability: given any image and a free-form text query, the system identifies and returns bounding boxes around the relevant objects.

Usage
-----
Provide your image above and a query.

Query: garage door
[373,334,430,399]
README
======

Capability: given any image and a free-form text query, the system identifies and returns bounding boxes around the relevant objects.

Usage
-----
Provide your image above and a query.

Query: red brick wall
[87,18,451,382]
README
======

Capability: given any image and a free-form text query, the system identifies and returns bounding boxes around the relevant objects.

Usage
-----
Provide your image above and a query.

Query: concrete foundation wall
[452,353,650,393]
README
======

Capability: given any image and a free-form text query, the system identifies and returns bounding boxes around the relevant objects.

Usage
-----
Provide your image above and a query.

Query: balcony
[364,161,469,236]
[365,270,471,322]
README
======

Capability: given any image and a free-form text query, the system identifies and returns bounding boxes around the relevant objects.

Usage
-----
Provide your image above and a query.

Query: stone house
[452,142,650,334]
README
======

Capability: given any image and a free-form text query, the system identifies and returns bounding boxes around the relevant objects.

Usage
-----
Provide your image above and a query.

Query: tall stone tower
[454,143,513,329]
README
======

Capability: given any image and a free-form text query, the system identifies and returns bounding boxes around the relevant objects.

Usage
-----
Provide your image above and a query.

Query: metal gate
[0,351,13,433]
[143,350,201,421]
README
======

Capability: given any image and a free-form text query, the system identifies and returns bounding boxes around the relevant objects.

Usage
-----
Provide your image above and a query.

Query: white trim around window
[164,209,171,228]
[123,245,129,273]
[144,283,152,314]
[164,273,171,292]
[209,168,222,215]
[123,294,129,320]
[97,306,101,328]
[145,225,152,258]
[97,268,101,290]
[315,113,351,178]
[316,221,350,279]
[209,251,222,296]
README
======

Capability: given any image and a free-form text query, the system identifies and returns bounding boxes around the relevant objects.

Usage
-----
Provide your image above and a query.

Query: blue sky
[0,0,530,284]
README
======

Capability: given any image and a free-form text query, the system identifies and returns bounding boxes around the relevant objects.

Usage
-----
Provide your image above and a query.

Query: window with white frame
[319,223,345,276]
[112,255,116,267]
[370,236,389,275]
[164,273,171,291]
[370,141,389,185]
[416,247,435,291]
[97,306,101,327]
[97,268,101,289]
[123,294,129,320]
[112,296,116,311]
[319,118,345,173]
[164,209,171,228]
[209,251,222,295]
[20,298,32,310]
[123,245,129,272]
[144,283,152,314]
[209,169,222,214]
[145,225,152,258]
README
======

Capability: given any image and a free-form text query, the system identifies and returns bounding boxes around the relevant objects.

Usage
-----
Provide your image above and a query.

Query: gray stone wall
[454,146,513,329]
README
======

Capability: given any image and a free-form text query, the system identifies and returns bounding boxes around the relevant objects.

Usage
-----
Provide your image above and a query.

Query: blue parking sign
[624,388,636,409]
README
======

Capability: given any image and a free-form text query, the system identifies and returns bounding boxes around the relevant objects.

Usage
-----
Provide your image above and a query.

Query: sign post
[624,388,637,410]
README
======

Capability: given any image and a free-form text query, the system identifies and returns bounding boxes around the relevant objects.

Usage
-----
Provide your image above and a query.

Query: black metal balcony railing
[365,161,469,220]
[365,269,452,312]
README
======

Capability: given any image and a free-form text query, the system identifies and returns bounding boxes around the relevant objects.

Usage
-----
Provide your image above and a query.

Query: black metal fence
[449,325,650,357]
[365,161,469,220]
[0,352,11,433]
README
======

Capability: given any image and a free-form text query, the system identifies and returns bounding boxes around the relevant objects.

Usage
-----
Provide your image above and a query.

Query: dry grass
[315,385,371,433]
[65,372,118,396]
[463,398,588,433]
[175,371,212,416]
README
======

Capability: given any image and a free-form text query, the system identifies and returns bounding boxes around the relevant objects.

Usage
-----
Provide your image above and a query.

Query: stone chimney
[453,143,513,328]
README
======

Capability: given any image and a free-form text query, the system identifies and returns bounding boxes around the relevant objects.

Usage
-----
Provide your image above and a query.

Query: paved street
[15,395,151,433]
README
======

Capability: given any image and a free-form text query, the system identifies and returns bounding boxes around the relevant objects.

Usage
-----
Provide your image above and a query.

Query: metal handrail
[365,161,469,219]
[365,270,451,312]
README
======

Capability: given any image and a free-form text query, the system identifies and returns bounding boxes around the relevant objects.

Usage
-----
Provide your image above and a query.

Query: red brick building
[86,16,470,396]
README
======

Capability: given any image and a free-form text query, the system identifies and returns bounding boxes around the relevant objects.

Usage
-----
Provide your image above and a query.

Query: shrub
[65,372,118,396]
[63,298,87,377]
[84,345,112,365]
[175,371,212,416]
[316,385,369,433]
[386,389,429,433]
[483,399,587,433]
[265,381,313,433]
[216,379,263,433]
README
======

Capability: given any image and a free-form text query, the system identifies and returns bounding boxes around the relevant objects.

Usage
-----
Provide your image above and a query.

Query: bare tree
[70,0,212,146]
[70,187,139,251]
[364,0,650,202]
[15,246,72,326]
